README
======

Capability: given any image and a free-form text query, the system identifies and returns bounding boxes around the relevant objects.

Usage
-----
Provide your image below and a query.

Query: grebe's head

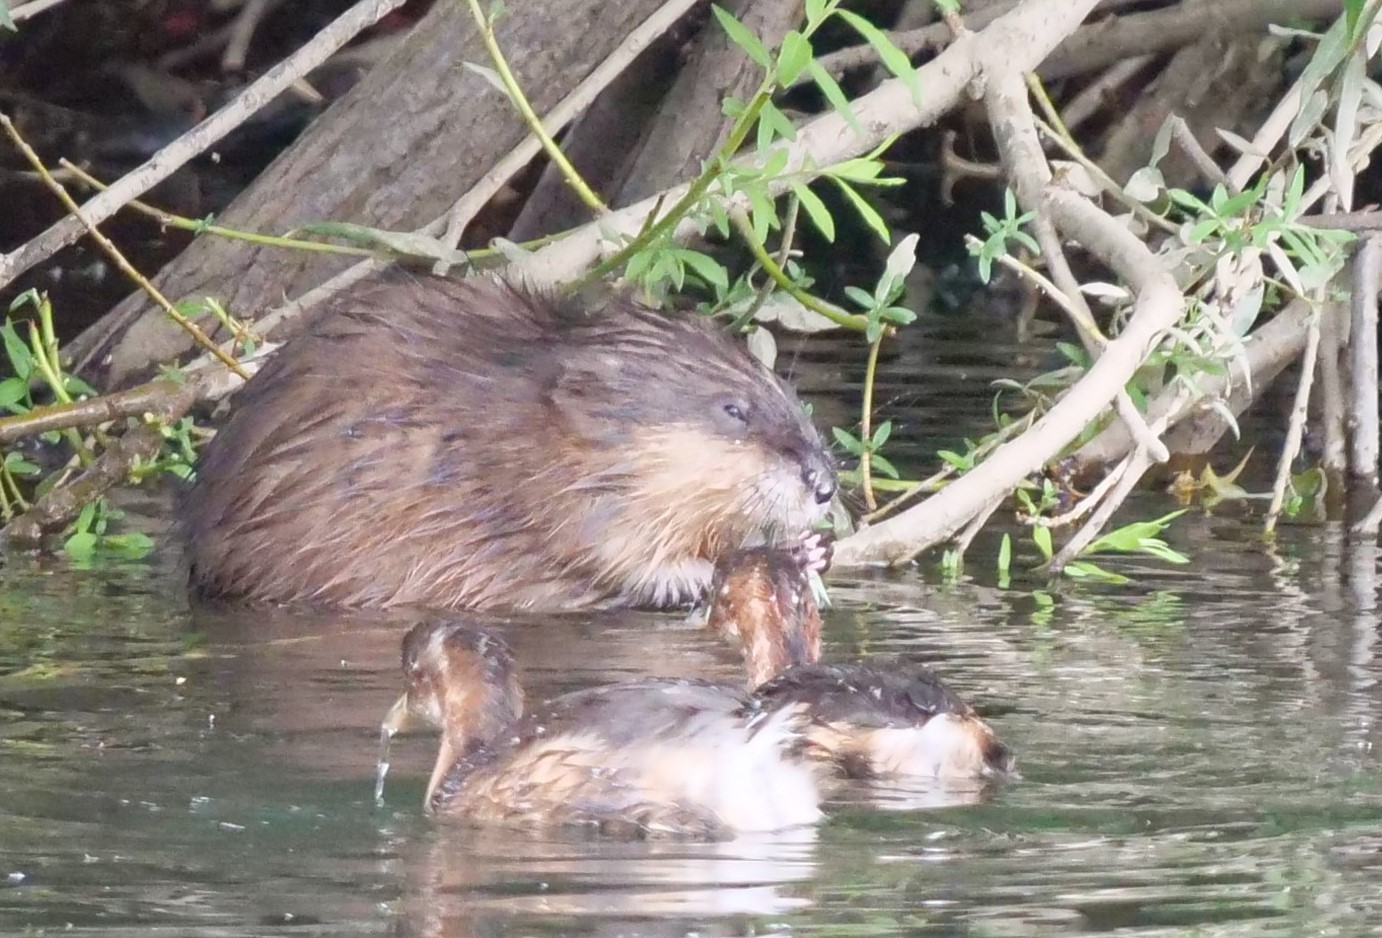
[705,537,829,687]
[381,622,523,811]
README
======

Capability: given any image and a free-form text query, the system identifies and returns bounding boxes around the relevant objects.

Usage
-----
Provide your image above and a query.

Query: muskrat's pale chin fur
[183,273,835,613]
[599,428,830,608]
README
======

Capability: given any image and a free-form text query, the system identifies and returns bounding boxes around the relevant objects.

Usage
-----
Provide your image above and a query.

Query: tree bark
[610,0,802,205]
[69,0,670,390]
[507,0,801,241]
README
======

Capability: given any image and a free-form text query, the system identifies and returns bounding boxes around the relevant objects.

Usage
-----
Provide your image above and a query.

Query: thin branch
[7,0,72,22]
[1046,447,1152,575]
[1007,73,1170,463]
[1350,237,1382,485]
[0,116,250,379]
[0,0,410,292]
[62,161,376,258]
[835,7,1186,566]
[1304,210,1382,231]
[438,0,707,252]
[1032,457,1131,530]
[1168,115,1236,193]
[1063,55,1151,130]
[1041,0,1344,82]
[463,0,608,216]
[514,0,1105,287]
[1319,299,1348,478]
[948,494,1005,564]
[730,208,867,331]
[1265,302,1322,535]
[222,0,274,72]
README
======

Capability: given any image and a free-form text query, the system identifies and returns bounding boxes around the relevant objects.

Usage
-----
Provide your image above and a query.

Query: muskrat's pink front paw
[793,531,834,577]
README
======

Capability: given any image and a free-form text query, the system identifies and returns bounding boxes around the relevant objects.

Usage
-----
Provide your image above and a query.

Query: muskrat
[705,545,1016,783]
[182,271,836,611]
[380,621,824,837]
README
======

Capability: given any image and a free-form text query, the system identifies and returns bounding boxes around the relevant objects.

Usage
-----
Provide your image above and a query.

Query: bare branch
[0,0,410,292]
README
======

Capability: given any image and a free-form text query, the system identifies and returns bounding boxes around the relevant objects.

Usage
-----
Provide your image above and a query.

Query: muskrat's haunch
[182,272,836,611]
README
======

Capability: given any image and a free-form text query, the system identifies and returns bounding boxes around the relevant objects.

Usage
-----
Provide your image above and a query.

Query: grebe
[705,544,1015,782]
[380,621,824,838]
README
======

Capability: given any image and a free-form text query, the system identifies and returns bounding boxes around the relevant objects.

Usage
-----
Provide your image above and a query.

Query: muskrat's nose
[803,463,836,504]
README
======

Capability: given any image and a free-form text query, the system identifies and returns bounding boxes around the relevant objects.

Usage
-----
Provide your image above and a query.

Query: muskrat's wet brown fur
[183,271,835,611]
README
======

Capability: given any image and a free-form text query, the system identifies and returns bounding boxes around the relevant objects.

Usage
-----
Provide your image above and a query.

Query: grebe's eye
[723,402,747,423]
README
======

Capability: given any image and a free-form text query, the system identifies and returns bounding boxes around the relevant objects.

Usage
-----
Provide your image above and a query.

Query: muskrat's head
[554,301,837,606]
[706,540,828,687]
[382,622,524,811]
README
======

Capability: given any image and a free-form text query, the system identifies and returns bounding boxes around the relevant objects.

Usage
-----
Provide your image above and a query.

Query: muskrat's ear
[547,280,622,323]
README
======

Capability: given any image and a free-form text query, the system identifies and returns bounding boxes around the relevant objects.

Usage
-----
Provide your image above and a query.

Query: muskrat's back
[183,272,835,611]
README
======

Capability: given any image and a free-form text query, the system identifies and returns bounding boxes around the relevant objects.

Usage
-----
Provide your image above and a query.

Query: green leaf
[746,187,777,244]
[997,533,1012,575]
[758,101,797,146]
[1216,188,1258,219]
[64,374,97,398]
[1032,526,1053,561]
[836,9,923,107]
[777,30,812,86]
[871,453,900,479]
[624,249,654,283]
[936,449,969,470]
[1064,560,1129,584]
[831,179,890,243]
[0,376,29,412]
[976,241,996,283]
[1168,188,1211,212]
[881,304,916,325]
[759,146,790,178]
[676,250,729,292]
[791,182,835,242]
[2,322,35,381]
[806,59,860,133]
[73,499,97,535]
[1187,218,1220,244]
[1289,15,1350,145]
[870,420,893,449]
[828,158,887,183]
[844,285,875,309]
[804,0,830,30]
[831,426,863,454]
[63,531,97,561]
[1345,0,1367,37]
[462,61,510,99]
[1055,341,1088,366]
[102,532,156,559]
[712,5,771,68]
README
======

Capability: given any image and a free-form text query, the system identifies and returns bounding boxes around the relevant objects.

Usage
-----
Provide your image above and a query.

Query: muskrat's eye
[710,394,752,436]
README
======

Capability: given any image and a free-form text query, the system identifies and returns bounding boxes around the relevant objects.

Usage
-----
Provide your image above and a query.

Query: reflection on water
[2,321,1382,936]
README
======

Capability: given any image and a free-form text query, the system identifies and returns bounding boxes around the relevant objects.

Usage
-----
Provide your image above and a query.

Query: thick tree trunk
[69,0,669,390]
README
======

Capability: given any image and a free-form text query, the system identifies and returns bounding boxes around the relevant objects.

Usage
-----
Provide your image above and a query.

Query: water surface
[3,321,1381,937]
